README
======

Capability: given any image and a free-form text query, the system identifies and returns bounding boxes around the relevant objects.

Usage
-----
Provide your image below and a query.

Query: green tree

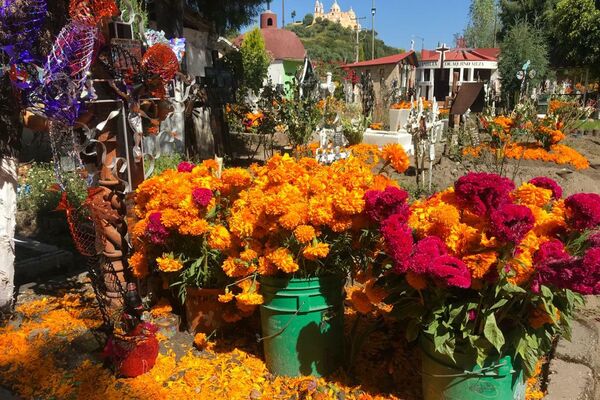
[464,0,500,47]
[498,21,549,106]
[549,0,600,71]
[303,13,313,26]
[498,0,557,37]
[240,27,271,94]
[192,0,265,34]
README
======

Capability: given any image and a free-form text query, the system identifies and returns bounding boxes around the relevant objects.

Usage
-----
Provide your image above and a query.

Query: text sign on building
[419,60,497,69]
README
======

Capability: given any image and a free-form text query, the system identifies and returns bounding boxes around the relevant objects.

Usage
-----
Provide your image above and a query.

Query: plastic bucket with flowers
[419,335,524,400]
[259,274,345,377]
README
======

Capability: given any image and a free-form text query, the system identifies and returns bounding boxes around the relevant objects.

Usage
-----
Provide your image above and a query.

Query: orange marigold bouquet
[220,152,403,286]
[367,172,600,377]
[130,159,252,304]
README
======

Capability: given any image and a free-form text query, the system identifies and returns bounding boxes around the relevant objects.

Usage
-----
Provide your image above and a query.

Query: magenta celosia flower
[490,203,535,243]
[146,212,169,245]
[565,193,600,230]
[407,236,448,274]
[177,161,195,173]
[529,176,563,199]
[381,213,414,272]
[427,255,471,288]
[364,186,409,222]
[532,241,600,295]
[454,172,515,215]
[192,188,213,207]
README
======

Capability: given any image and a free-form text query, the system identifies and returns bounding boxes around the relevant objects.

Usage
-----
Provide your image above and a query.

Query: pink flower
[565,193,600,230]
[192,188,213,207]
[454,172,515,215]
[588,232,600,248]
[428,255,471,288]
[177,161,195,173]
[407,236,448,274]
[529,177,563,199]
[364,186,409,223]
[381,213,414,272]
[146,212,169,245]
[468,310,477,321]
[490,204,535,243]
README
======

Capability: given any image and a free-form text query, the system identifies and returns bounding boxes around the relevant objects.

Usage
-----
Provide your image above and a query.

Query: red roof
[235,28,306,61]
[420,48,499,62]
[342,51,418,68]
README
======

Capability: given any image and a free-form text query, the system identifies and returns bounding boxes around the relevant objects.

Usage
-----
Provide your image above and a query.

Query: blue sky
[253,0,471,51]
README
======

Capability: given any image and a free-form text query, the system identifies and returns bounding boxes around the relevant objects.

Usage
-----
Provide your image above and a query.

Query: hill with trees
[286,15,402,64]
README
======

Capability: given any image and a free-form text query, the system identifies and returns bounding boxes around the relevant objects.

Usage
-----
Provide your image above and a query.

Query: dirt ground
[396,134,600,196]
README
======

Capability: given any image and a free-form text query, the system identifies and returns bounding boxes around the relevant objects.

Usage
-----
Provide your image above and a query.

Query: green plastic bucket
[420,336,525,400]
[259,275,345,377]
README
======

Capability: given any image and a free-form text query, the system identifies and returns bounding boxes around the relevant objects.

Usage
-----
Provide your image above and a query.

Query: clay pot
[185,287,225,334]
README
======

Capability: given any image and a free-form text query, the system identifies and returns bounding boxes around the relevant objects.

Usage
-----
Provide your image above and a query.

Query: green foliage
[342,116,369,146]
[240,27,271,95]
[302,13,313,26]
[498,0,557,37]
[464,0,500,48]
[287,19,401,63]
[17,164,87,214]
[279,80,322,147]
[190,0,265,34]
[148,153,184,177]
[550,0,600,71]
[389,271,583,378]
[498,22,549,107]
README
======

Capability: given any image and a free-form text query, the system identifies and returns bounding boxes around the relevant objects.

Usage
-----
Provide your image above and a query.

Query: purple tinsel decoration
[0,0,47,63]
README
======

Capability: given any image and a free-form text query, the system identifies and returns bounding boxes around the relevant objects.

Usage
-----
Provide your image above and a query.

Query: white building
[417,48,500,101]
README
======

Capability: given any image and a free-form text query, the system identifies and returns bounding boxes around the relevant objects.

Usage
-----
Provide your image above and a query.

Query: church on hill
[313,1,360,30]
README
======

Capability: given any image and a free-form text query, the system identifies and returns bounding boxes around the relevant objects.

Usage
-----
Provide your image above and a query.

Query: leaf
[483,313,505,353]
[490,298,509,311]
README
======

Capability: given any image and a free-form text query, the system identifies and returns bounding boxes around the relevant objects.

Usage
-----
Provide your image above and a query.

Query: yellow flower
[294,225,316,244]
[208,225,232,251]
[381,143,410,173]
[218,292,234,303]
[302,243,330,261]
[267,248,299,273]
[156,255,184,272]
[462,251,498,279]
[128,251,149,278]
[512,183,552,208]
[235,292,264,313]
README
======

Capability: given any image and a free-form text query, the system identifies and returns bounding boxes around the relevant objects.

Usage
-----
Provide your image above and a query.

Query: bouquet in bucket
[367,172,600,377]
[130,159,258,322]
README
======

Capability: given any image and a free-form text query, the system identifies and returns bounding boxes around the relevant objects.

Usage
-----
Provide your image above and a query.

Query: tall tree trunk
[155,0,184,39]
[0,73,22,312]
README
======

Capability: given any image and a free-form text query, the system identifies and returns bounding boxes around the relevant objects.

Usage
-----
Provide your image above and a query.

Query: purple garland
[0,0,46,63]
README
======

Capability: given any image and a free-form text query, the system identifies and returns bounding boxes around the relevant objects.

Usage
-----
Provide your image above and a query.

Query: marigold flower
[381,143,410,173]
[208,225,232,250]
[347,287,374,314]
[462,251,498,279]
[529,304,560,329]
[267,248,299,273]
[240,248,258,262]
[156,255,184,272]
[512,183,552,208]
[529,177,563,199]
[218,292,234,303]
[235,292,264,313]
[294,225,316,244]
[302,243,330,261]
[128,251,149,278]
[193,332,214,351]
[364,279,387,304]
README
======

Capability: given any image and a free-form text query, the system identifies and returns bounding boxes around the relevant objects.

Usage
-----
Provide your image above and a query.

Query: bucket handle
[420,361,516,378]
[256,301,306,343]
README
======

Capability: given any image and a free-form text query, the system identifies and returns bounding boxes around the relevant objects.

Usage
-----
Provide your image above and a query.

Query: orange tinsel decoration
[69,0,119,25]
[142,43,179,83]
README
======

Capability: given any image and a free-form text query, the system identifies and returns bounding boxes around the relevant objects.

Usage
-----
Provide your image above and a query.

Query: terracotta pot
[185,287,225,334]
